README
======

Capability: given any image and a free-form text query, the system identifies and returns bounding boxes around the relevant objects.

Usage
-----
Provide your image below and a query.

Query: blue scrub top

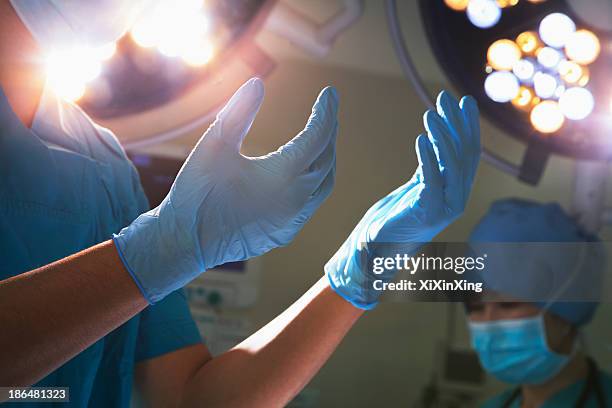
[0,88,202,407]
[481,370,612,407]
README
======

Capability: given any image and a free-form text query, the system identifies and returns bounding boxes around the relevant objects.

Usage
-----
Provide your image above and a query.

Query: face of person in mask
[466,292,577,385]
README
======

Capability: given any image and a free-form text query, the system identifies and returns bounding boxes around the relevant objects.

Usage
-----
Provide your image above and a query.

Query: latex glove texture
[325,91,480,310]
[115,78,338,303]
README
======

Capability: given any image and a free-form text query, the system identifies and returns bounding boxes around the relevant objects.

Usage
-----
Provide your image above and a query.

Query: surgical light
[496,0,519,8]
[444,0,470,11]
[485,71,520,102]
[565,29,601,65]
[487,39,521,70]
[557,60,584,84]
[536,47,562,69]
[467,0,502,29]
[533,72,557,99]
[559,87,594,120]
[530,100,564,133]
[516,31,539,54]
[512,59,535,82]
[538,13,576,48]
[46,47,105,102]
[511,86,534,110]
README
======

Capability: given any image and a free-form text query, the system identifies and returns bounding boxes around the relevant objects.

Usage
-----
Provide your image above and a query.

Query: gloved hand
[325,91,480,310]
[114,78,338,303]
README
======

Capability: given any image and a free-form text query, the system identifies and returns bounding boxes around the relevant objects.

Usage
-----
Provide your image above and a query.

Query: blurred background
[52,0,612,406]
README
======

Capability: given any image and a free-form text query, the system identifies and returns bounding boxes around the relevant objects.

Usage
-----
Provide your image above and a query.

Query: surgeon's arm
[134,276,362,408]
[0,240,148,386]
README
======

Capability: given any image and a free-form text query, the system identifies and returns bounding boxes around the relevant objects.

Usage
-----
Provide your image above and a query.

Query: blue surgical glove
[114,78,338,303]
[325,91,480,310]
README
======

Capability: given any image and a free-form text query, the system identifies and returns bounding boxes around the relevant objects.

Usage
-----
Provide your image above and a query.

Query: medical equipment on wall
[386,0,612,235]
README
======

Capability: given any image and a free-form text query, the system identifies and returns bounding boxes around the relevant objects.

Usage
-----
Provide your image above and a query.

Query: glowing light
[131,1,213,66]
[485,71,520,102]
[512,59,535,82]
[559,87,594,120]
[578,70,590,86]
[533,71,557,98]
[565,29,601,65]
[94,43,117,61]
[557,60,584,84]
[538,13,576,48]
[512,86,534,110]
[530,100,565,133]
[46,48,103,102]
[516,31,540,54]
[467,0,502,29]
[537,47,562,69]
[182,41,214,66]
[487,39,521,71]
[496,0,518,7]
[444,0,470,11]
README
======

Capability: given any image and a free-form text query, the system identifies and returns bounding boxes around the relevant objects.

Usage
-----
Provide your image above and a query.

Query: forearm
[180,276,363,408]
[0,240,147,386]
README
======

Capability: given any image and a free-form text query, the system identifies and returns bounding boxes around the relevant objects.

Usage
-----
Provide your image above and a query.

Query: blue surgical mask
[469,315,573,385]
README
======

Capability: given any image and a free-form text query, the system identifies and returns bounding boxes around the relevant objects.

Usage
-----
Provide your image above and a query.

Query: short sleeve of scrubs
[135,289,203,362]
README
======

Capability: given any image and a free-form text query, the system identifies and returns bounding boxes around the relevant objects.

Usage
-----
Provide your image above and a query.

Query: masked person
[0,1,481,406]
[465,199,611,408]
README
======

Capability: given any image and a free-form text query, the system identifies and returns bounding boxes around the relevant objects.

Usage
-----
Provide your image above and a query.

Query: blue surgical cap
[469,198,604,326]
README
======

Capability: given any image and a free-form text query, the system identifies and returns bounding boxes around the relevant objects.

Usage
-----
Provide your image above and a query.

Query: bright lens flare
[533,71,557,99]
[496,0,519,7]
[565,29,601,65]
[559,87,594,120]
[516,31,539,54]
[512,86,534,110]
[131,1,214,67]
[557,60,584,84]
[530,100,564,133]
[487,39,522,71]
[485,71,520,102]
[444,0,470,11]
[46,48,103,102]
[538,13,575,48]
[536,47,561,69]
[467,0,502,29]
[512,58,535,82]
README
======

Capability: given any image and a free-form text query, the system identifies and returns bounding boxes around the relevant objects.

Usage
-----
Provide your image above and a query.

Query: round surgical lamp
[58,0,362,149]
[386,0,611,186]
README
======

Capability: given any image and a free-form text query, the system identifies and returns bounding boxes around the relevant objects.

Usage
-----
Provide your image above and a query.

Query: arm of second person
[134,276,363,408]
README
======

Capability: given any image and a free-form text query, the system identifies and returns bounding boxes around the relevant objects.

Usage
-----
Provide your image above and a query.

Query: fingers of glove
[273,87,339,176]
[416,133,443,188]
[424,110,465,211]
[293,161,336,226]
[459,95,481,182]
[202,77,265,152]
[436,90,468,157]
[307,121,338,177]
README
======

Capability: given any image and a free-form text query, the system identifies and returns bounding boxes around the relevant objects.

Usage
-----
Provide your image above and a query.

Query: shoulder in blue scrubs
[482,370,612,407]
[0,86,202,407]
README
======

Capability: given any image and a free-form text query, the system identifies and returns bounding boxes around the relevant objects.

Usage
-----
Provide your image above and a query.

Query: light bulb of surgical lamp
[565,30,601,65]
[46,48,101,102]
[444,0,470,11]
[558,60,583,84]
[513,59,535,82]
[512,86,534,110]
[487,39,521,71]
[533,72,557,98]
[183,42,214,67]
[496,0,519,7]
[467,0,501,29]
[559,87,594,120]
[485,71,520,102]
[539,13,575,48]
[530,100,565,133]
[95,43,117,61]
[537,47,562,69]
[516,31,540,54]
